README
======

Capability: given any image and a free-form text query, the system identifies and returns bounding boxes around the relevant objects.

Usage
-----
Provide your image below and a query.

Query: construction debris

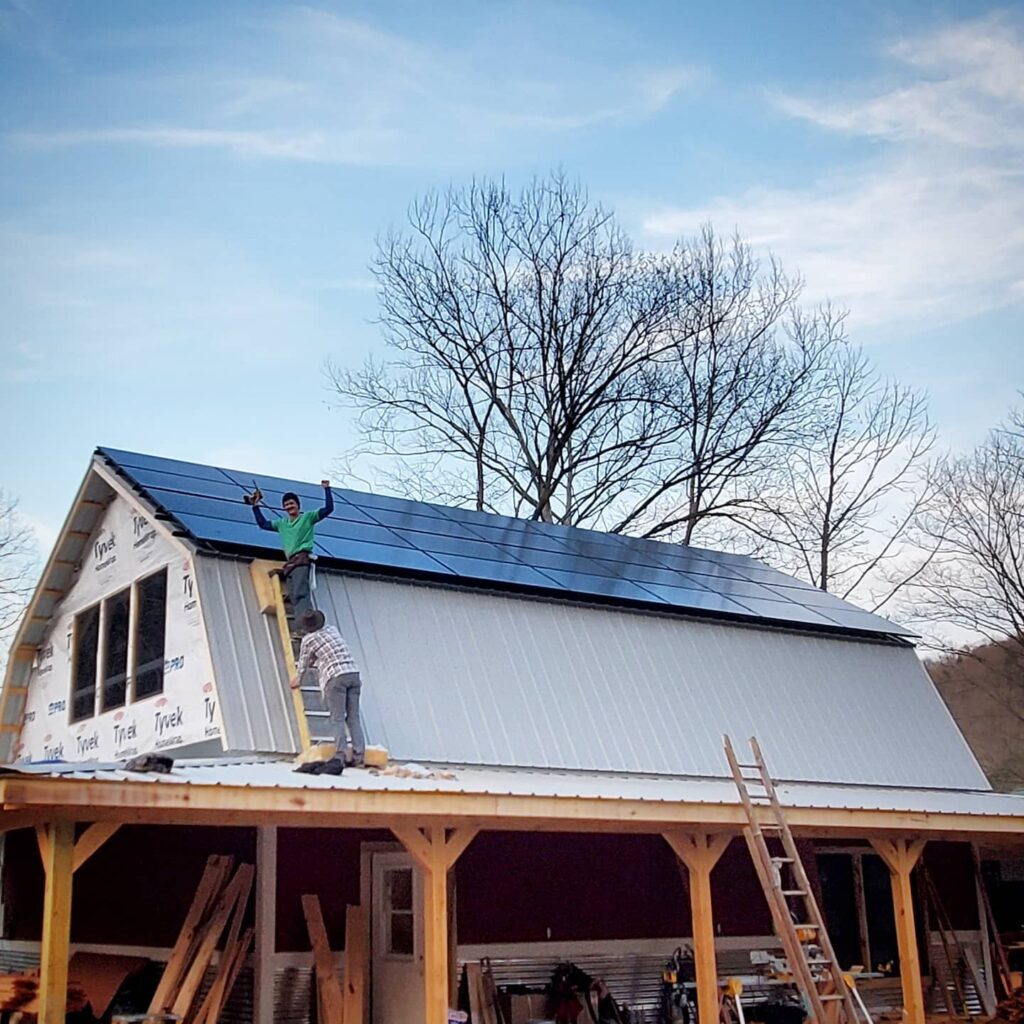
[371,762,457,780]
[996,986,1024,1024]
[148,853,254,1023]
[0,973,88,1015]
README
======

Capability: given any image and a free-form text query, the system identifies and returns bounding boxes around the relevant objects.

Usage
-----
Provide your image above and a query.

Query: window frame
[66,564,170,721]
[132,567,168,702]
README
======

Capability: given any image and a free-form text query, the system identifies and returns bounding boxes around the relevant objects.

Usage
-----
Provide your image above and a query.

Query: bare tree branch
[0,491,39,669]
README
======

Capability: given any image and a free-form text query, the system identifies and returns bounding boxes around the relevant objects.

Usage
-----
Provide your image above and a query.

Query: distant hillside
[928,642,1024,792]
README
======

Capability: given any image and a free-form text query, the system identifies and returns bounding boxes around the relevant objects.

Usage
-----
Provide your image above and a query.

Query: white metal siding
[311,572,988,790]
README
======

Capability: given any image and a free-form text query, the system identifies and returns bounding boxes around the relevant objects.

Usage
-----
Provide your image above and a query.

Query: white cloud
[4,9,699,167]
[643,16,1024,328]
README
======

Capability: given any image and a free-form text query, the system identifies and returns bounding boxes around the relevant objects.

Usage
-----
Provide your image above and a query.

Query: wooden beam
[343,903,368,1024]
[301,894,345,1024]
[35,823,50,863]
[255,827,277,1024]
[72,821,120,872]
[664,832,732,1024]
[7,774,1024,838]
[37,821,75,1024]
[871,838,926,1024]
[0,809,44,834]
[393,825,478,1024]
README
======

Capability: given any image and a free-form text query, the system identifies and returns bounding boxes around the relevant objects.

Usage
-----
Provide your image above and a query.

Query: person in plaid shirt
[291,609,364,774]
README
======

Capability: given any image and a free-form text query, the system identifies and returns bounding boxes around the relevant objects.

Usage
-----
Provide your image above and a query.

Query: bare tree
[911,404,1024,661]
[612,232,840,544]
[0,491,38,665]
[754,345,937,607]
[331,175,833,536]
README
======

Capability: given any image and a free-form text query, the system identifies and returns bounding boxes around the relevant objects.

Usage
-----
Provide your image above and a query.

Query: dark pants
[324,671,364,760]
[284,562,312,623]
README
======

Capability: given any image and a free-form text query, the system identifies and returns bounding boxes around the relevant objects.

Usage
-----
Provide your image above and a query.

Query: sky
[1,0,1022,555]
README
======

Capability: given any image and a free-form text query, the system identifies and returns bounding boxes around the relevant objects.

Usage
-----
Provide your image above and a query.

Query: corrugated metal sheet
[4,757,1024,818]
[308,571,988,790]
[194,556,301,755]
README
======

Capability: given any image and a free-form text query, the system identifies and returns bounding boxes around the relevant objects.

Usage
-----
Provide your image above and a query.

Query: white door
[372,851,425,1024]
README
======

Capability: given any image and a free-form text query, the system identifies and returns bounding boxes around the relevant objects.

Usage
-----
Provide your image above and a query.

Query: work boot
[320,758,344,776]
[294,761,324,775]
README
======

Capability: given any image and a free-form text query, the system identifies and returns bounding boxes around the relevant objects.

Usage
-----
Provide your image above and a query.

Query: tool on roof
[242,481,263,506]
[724,735,864,1024]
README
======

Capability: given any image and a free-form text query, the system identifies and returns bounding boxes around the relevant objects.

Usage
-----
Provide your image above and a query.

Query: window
[71,605,100,722]
[384,867,415,957]
[134,568,167,700]
[101,588,131,711]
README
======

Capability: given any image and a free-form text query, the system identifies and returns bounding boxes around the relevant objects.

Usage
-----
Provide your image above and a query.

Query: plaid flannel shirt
[295,625,358,694]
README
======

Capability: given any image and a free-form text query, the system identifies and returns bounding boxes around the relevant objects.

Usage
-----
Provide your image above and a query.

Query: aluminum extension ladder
[724,735,865,1024]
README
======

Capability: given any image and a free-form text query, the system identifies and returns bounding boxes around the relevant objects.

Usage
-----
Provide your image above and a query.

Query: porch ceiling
[3,759,1024,841]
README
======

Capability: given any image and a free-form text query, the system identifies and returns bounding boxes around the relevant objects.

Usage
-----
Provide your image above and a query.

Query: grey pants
[324,671,364,758]
[286,563,313,623]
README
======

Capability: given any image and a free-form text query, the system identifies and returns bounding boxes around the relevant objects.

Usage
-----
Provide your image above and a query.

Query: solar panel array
[97,447,913,638]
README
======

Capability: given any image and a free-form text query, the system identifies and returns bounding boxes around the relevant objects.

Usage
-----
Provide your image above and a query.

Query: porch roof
[3,758,1024,840]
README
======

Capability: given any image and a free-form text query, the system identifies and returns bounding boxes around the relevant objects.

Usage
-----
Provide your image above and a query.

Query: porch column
[664,831,732,1024]
[871,838,926,1024]
[393,825,478,1024]
[254,826,277,1024]
[37,820,75,1024]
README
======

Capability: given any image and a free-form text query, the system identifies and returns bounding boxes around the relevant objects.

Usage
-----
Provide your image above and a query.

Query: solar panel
[314,536,456,576]
[96,447,915,638]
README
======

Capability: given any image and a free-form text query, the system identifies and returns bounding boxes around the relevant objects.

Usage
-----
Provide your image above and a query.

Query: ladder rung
[781,889,806,896]
[819,994,846,1001]
[771,857,794,864]
[735,762,763,770]
[759,823,783,830]
[794,923,819,930]
[806,958,832,965]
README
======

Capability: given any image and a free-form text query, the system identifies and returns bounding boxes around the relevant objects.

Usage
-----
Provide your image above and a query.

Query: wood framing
[255,826,277,1024]
[37,820,75,1024]
[5,774,1024,838]
[663,831,732,1024]
[871,838,926,1024]
[393,825,478,1024]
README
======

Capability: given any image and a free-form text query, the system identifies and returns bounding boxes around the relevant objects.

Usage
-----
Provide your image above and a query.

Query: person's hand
[321,479,330,488]
[289,676,300,690]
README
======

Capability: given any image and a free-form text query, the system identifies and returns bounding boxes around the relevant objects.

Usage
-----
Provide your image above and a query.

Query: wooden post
[871,838,926,1024]
[38,820,75,1024]
[393,825,478,1024]
[255,826,277,1024]
[664,831,731,1024]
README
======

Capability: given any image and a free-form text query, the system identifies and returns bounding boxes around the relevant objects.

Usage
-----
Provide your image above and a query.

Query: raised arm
[317,480,334,522]
[251,502,275,531]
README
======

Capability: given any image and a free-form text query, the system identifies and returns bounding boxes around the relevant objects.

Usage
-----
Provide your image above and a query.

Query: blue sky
[1,0,1022,552]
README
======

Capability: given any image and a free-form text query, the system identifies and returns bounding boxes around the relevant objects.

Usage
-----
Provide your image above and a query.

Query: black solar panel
[97,446,915,638]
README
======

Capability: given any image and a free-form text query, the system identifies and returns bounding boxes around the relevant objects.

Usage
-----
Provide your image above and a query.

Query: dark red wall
[922,842,979,930]
[4,824,255,946]
[454,832,772,944]
[275,828,390,952]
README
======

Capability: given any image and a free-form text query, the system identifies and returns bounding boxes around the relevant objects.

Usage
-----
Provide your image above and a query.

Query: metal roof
[201,557,987,790]
[3,757,1022,821]
[95,447,913,640]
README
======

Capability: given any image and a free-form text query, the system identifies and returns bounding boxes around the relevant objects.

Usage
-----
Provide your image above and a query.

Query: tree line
[330,172,1022,712]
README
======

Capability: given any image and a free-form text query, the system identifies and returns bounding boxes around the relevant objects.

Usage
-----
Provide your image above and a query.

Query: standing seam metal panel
[195,556,300,755]
[314,572,989,790]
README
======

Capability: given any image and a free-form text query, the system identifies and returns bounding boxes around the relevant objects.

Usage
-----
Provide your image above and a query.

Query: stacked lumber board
[0,973,87,1015]
[149,854,255,1024]
[300,895,367,1024]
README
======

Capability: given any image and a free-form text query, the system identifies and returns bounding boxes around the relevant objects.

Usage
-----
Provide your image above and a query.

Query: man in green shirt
[250,482,334,622]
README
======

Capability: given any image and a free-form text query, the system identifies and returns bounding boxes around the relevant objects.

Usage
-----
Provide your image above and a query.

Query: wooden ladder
[724,735,863,1024]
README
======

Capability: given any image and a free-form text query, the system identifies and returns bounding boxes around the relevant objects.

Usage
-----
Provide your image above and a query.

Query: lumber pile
[0,973,87,1015]
[301,895,367,1024]
[996,986,1024,1023]
[149,854,255,1024]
